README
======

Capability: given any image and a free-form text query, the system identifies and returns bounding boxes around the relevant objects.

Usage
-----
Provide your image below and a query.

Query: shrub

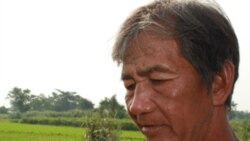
[9,112,22,119]
[84,116,121,141]
[118,119,138,131]
[23,110,88,118]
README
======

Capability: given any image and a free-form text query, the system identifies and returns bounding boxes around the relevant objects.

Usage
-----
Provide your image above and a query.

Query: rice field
[0,119,144,141]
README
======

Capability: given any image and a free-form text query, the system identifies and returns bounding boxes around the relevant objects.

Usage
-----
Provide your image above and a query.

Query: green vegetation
[1,118,249,141]
[231,120,250,141]
[2,87,139,140]
[0,119,144,141]
[7,87,95,112]
[0,106,8,114]
[84,116,121,141]
[1,87,249,141]
[6,87,128,119]
[16,116,137,131]
[0,119,84,141]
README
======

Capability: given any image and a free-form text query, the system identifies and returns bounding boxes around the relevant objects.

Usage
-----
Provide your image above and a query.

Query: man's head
[113,0,239,109]
[112,0,239,140]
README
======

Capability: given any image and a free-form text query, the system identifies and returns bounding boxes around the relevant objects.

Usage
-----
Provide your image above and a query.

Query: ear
[211,60,235,106]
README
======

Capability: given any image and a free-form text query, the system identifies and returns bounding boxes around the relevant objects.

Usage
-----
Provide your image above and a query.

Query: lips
[141,124,168,136]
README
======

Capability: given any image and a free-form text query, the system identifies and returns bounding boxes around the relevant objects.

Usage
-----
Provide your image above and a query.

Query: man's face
[122,33,214,141]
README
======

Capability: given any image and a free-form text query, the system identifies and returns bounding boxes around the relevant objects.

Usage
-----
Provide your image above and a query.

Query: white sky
[0,0,249,111]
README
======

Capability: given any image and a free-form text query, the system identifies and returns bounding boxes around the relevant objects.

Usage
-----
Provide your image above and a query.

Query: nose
[128,82,156,115]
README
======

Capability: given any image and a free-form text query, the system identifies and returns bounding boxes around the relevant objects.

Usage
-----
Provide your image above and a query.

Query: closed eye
[123,80,136,91]
[150,79,166,85]
[125,84,136,91]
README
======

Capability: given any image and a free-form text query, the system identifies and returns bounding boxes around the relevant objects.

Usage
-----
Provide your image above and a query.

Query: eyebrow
[121,64,175,80]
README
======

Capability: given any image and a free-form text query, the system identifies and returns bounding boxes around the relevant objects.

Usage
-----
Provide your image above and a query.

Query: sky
[0,0,249,111]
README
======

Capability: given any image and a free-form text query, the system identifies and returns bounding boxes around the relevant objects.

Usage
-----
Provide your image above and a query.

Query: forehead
[121,32,196,80]
[123,32,182,65]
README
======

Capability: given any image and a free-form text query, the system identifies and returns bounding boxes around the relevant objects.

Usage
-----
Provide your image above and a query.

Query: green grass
[2,118,249,141]
[0,119,83,141]
[0,119,144,141]
[122,130,145,141]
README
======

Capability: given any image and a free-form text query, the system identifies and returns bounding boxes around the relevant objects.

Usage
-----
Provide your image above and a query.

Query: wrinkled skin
[121,33,238,141]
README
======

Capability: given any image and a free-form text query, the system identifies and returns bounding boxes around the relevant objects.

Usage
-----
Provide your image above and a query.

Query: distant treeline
[0,87,249,120]
[230,110,250,120]
[1,87,128,118]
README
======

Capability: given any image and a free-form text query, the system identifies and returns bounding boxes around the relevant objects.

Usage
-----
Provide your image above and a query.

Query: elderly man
[112,0,239,141]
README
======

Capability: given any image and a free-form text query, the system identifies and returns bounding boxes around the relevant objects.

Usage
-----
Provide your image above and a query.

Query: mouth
[140,124,168,136]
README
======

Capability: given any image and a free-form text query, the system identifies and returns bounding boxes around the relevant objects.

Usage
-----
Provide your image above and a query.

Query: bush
[18,116,138,131]
[23,109,89,118]
[118,119,138,131]
[9,110,138,131]
[19,117,84,127]
[9,112,22,119]
[84,116,121,141]
[0,114,9,119]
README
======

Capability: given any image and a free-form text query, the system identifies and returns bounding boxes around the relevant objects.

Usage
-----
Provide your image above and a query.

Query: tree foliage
[0,106,8,114]
[7,87,32,113]
[7,87,94,112]
[50,89,94,111]
[51,89,78,111]
[29,94,51,111]
[98,95,127,118]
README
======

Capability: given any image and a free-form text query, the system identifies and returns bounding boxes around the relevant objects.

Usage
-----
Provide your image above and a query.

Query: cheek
[153,80,212,134]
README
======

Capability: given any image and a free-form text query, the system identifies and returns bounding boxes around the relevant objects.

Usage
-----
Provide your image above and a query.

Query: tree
[98,95,127,118]
[29,94,51,111]
[0,106,8,114]
[75,95,94,110]
[51,89,78,111]
[50,89,95,111]
[7,87,32,113]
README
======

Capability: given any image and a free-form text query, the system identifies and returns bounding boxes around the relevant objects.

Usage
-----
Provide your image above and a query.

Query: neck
[204,106,239,141]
